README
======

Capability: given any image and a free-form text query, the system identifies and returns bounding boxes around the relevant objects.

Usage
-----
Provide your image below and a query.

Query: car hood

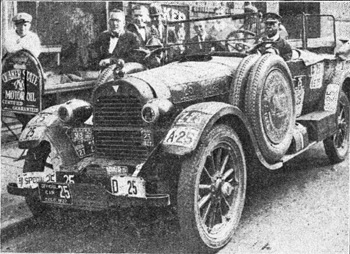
[121,56,242,104]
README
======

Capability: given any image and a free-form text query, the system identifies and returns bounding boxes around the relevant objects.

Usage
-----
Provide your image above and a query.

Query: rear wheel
[177,125,246,253]
[23,141,62,218]
[324,91,349,163]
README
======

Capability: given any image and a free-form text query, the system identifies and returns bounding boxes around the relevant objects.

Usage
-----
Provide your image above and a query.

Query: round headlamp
[141,99,174,124]
[141,104,159,123]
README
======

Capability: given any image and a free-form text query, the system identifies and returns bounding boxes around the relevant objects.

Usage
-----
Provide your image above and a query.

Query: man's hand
[99,58,111,67]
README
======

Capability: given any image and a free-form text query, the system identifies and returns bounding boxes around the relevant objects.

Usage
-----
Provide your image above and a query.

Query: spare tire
[244,54,295,163]
[230,54,260,110]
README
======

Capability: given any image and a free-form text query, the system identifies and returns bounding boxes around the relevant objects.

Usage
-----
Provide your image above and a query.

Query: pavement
[1,120,33,231]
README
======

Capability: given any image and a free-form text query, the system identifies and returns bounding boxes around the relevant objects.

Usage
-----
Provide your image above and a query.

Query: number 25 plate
[110,176,146,198]
[39,183,72,205]
[163,127,199,148]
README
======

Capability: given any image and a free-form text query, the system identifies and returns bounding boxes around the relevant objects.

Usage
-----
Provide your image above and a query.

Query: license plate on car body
[110,175,146,198]
[39,182,72,205]
[17,171,56,189]
[163,127,200,148]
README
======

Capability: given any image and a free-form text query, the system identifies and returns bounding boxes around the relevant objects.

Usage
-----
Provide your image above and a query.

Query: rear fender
[18,105,88,167]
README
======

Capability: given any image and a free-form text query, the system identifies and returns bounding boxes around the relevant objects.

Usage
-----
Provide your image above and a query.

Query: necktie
[110,32,119,38]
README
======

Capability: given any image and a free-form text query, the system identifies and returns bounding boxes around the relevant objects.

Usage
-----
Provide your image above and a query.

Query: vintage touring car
[7,13,349,253]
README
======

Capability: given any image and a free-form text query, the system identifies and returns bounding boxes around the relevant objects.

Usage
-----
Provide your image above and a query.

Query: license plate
[39,183,72,205]
[110,176,146,198]
[163,127,199,148]
[17,171,56,189]
[19,126,46,142]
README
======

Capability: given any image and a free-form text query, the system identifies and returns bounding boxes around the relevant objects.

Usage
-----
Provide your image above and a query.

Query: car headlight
[58,99,92,123]
[141,99,173,123]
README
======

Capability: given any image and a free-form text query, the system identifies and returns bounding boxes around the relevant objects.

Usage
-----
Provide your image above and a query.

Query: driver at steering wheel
[256,12,292,61]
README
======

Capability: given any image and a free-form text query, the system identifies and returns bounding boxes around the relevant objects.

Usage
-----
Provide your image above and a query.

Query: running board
[280,141,317,163]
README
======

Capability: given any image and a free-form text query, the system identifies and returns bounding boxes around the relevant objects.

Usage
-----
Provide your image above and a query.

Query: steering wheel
[247,41,277,54]
[226,30,256,52]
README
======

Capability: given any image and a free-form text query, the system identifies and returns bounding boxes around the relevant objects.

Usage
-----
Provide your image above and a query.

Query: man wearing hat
[92,9,142,68]
[126,5,152,47]
[149,3,177,44]
[3,12,41,58]
[257,12,292,61]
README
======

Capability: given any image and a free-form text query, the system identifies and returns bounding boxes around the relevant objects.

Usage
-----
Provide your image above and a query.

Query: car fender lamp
[141,99,174,123]
[58,99,92,124]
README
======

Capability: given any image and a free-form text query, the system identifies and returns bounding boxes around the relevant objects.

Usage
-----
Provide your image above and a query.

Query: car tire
[323,91,349,163]
[244,54,295,163]
[177,124,246,253]
[23,141,62,219]
[230,54,261,110]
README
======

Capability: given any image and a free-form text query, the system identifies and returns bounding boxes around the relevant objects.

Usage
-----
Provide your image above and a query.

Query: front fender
[162,102,248,155]
[162,101,282,169]
[18,104,91,167]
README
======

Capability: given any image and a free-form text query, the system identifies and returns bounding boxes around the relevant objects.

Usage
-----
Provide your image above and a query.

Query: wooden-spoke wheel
[178,124,246,253]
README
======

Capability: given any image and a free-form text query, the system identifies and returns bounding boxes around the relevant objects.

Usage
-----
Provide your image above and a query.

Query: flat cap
[264,12,282,23]
[12,12,32,24]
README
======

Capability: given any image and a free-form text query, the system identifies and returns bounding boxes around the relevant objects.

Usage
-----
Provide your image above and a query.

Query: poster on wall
[1,50,44,115]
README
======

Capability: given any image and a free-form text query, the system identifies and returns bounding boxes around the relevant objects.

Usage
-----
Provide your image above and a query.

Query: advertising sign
[1,50,44,115]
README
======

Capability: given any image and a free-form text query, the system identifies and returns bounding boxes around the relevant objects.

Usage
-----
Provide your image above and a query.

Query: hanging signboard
[1,50,44,115]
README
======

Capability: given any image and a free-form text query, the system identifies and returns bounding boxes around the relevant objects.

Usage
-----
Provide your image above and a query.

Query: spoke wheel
[324,91,349,163]
[177,125,246,253]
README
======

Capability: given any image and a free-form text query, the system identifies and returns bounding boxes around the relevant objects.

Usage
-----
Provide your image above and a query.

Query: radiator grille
[94,96,144,127]
[94,95,149,161]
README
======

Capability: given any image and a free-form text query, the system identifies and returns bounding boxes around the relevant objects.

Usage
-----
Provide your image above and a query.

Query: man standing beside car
[256,12,292,61]
[3,12,41,58]
[92,9,142,68]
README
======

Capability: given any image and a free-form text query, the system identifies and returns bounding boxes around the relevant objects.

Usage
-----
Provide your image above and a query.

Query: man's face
[150,15,162,26]
[194,22,206,37]
[15,22,31,37]
[133,9,148,27]
[265,21,279,37]
[109,12,125,33]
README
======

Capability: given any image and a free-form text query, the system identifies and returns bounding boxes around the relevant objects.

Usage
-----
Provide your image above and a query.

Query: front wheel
[177,124,246,253]
[324,91,349,163]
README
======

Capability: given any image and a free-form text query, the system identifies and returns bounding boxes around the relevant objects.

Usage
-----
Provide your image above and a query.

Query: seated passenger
[126,5,152,47]
[184,21,225,54]
[3,12,41,58]
[256,12,292,61]
[91,9,142,68]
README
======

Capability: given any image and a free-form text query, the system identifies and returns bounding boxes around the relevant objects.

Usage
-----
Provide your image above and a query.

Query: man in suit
[126,5,152,47]
[92,9,142,67]
[256,12,292,61]
[185,21,225,54]
[149,3,177,44]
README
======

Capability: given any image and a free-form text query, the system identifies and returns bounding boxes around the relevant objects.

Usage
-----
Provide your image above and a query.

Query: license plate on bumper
[110,175,146,198]
[38,183,72,205]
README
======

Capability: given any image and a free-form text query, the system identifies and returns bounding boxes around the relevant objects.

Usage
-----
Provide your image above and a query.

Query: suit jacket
[92,30,142,64]
[184,34,225,54]
[150,24,177,44]
[258,34,292,61]
[126,23,153,47]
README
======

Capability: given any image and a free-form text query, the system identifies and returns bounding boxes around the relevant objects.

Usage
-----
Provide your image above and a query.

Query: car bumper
[7,182,170,211]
